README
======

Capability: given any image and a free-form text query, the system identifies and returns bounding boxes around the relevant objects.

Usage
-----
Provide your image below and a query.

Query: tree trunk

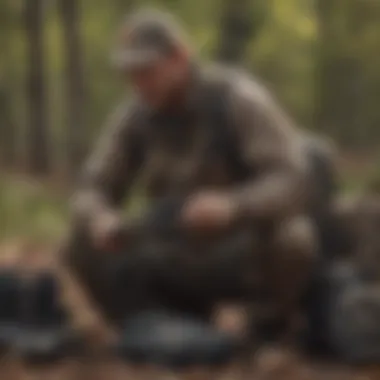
[216,0,266,65]
[315,0,365,147]
[59,0,86,181]
[314,0,340,136]
[25,0,50,175]
[0,82,16,168]
[116,0,137,12]
[0,2,17,169]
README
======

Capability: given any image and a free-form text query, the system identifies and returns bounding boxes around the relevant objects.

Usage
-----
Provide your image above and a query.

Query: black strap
[202,83,251,182]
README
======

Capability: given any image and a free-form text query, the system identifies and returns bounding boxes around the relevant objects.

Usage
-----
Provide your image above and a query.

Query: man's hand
[181,191,237,235]
[90,211,125,252]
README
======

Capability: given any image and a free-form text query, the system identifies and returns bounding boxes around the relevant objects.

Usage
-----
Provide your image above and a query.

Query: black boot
[0,269,23,355]
[114,310,241,369]
[15,272,84,365]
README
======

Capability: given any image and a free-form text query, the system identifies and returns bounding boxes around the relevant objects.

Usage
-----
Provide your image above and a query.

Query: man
[62,9,318,342]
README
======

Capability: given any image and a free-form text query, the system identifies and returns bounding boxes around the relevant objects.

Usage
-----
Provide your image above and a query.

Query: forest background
[1,0,380,248]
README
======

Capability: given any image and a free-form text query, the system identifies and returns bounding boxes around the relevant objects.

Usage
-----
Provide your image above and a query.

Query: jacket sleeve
[70,101,144,226]
[228,78,309,222]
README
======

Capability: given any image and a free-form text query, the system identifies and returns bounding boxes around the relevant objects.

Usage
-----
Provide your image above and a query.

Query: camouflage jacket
[72,63,309,225]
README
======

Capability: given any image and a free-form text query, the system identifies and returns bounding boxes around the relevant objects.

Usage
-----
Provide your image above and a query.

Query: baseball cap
[112,9,189,70]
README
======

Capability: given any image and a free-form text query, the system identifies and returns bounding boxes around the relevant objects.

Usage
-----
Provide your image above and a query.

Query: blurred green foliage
[3,0,380,155]
[0,177,67,244]
[0,0,380,154]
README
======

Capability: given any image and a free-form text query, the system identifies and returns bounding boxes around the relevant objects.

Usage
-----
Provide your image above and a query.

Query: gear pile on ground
[0,268,242,369]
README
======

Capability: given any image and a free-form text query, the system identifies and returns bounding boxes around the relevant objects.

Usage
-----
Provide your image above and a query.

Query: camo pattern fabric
[72,63,309,226]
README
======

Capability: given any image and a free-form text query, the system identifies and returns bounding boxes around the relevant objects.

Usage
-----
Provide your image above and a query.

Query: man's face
[128,52,188,109]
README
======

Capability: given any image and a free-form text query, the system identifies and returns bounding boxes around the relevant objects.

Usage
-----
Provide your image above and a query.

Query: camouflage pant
[61,212,317,340]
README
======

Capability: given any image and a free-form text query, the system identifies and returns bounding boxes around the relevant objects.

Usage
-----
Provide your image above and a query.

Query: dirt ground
[1,244,380,380]
[0,351,380,380]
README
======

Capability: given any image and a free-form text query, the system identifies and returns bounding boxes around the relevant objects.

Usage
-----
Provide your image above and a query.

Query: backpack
[326,262,380,363]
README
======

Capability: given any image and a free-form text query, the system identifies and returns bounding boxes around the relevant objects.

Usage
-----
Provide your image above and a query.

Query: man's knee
[266,216,318,319]
[272,216,317,263]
